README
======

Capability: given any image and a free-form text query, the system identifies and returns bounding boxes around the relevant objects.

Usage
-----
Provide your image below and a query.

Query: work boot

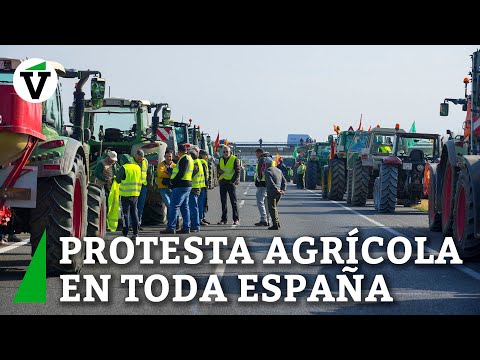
[177,229,190,234]
[8,234,22,242]
[255,221,269,226]
[217,220,227,225]
[160,228,176,235]
[201,219,209,226]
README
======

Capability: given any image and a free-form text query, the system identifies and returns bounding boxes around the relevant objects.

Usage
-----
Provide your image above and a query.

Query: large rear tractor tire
[373,177,380,210]
[376,163,398,213]
[292,167,298,185]
[452,169,480,257]
[328,159,346,201]
[322,165,328,198]
[30,155,88,275]
[441,163,458,236]
[346,170,353,204]
[351,159,369,206]
[306,162,318,190]
[428,167,442,231]
[87,183,107,238]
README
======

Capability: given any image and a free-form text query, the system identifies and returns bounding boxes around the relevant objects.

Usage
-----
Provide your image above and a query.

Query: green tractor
[0,58,107,274]
[305,141,331,190]
[345,126,405,206]
[282,156,295,182]
[323,128,356,200]
[187,123,218,189]
[84,99,171,226]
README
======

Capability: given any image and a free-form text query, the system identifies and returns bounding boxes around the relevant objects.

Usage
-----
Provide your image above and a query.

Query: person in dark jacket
[254,148,273,226]
[217,145,241,225]
[264,157,286,230]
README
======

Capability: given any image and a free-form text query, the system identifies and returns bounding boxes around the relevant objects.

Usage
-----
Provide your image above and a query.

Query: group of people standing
[96,143,288,238]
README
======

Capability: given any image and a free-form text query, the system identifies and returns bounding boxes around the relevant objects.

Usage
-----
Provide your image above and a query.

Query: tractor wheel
[306,162,318,190]
[292,168,297,184]
[377,163,398,213]
[428,171,442,231]
[328,159,346,201]
[322,166,328,198]
[142,201,166,225]
[30,155,88,275]
[346,170,353,204]
[452,169,480,257]
[441,163,458,236]
[373,177,379,210]
[87,183,106,238]
[351,159,368,206]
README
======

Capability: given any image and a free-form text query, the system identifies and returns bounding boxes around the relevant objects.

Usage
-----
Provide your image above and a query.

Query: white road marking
[307,189,480,282]
[240,200,245,207]
[0,240,29,254]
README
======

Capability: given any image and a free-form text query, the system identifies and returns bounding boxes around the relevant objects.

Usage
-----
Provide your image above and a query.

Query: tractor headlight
[417,164,424,171]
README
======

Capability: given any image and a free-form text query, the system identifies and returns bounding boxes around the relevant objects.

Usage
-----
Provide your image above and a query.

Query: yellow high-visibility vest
[219,155,237,181]
[119,163,142,197]
[171,153,194,181]
[139,158,148,186]
[298,164,306,175]
[199,158,209,180]
[192,159,206,189]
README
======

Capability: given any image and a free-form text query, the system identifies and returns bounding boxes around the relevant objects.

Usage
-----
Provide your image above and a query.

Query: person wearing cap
[160,144,194,234]
[254,148,273,227]
[217,145,241,225]
[115,154,142,238]
[130,149,148,230]
[264,157,286,230]
[94,150,119,200]
[198,149,210,225]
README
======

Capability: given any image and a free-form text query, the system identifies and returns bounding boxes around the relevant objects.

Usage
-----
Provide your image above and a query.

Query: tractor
[305,141,330,190]
[0,57,107,275]
[373,132,441,212]
[282,156,295,182]
[323,128,356,200]
[345,126,404,206]
[84,98,170,226]
[428,49,480,257]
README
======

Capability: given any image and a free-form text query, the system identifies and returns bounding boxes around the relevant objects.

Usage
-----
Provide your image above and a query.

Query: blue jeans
[130,185,147,226]
[198,188,206,220]
[189,191,200,230]
[167,187,191,231]
[159,188,172,208]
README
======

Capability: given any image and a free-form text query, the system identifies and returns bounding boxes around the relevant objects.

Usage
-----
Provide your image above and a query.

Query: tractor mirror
[84,128,91,142]
[91,77,106,109]
[440,102,449,116]
[162,107,171,122]
[145,128,152,135]
[69,106,75,124]
[462,103,468,111]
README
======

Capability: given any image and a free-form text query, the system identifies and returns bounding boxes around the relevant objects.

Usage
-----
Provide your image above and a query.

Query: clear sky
[3,45,479,142]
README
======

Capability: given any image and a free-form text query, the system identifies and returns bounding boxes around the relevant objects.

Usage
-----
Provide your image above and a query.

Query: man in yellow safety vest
[160,144,194,234]
[115,154,142,237]
[188,147,203,232]
[130,149,148,230]
[217,145,241,225]
[199,149,210,225]
[297,161,306,189]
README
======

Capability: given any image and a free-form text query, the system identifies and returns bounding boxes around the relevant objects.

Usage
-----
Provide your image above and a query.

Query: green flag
[293,145,298,158]
[409,121,416,133]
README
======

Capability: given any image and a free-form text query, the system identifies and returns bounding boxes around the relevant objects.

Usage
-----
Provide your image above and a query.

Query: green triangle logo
[26,61,47,71]
[13,230,46,303]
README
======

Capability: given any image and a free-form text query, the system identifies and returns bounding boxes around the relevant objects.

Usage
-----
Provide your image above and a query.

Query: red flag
[214,131,220,150]
[368,125,371,131]
[357,114,363,131]
[276,153,280,164]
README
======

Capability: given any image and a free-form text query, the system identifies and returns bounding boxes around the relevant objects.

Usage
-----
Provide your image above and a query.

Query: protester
[115,154,142,238]
[297,161,306,189]
[131,149,148,230]
[198,149,210,225]
[94,150,119,200]
[188,148,202,233]
[264,157,286,230]
[160,144,194,234]
[254,148,273,226]
[157,149,177,227]
[217,145,241,225]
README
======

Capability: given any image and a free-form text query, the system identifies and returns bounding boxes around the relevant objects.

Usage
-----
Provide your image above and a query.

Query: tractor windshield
[396,137,436,159]
[344,134,354,150]
[0,72,13,84]
[87,107,137,133]
[175,126,187,144]
[350,132,369,152]
[371,134,394,155]
[317,146,330,158]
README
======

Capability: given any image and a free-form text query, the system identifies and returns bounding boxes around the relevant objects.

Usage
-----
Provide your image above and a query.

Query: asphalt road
[1,182,480,314]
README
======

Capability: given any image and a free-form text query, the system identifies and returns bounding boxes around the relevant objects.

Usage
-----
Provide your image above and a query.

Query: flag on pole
[357,114,363,131]
[409,121,416,133]
[276,152,280,164]
[293,145,298,158]
[368,125,372,131]
[214,130,220,150]
[225,138,229,146]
